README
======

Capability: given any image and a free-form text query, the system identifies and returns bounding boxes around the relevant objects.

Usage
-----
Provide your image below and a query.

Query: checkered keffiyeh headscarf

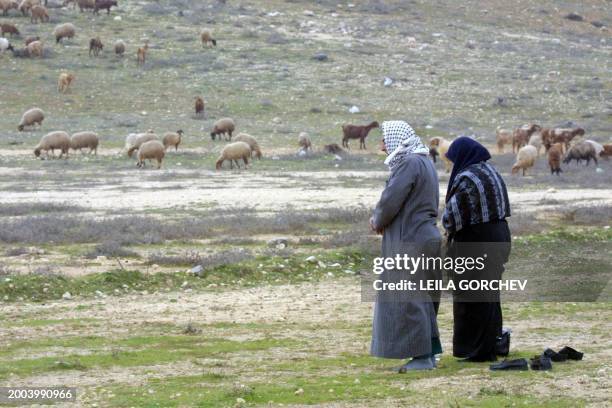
[382,121,429,170]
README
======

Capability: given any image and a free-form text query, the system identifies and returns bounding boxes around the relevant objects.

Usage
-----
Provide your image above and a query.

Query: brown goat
[93,0,117,15]
[512,124,541,153]
[200,30,216,47]
[1,23,19,37]
[600,144,612,160]
[547,143,563,175]
[57,72,75,93]
[136,42,148,66]
[341,121,379,149]
[89,37,103,56]
[551,127,585,152]
[194,96,204,116]
[30,4,48,23]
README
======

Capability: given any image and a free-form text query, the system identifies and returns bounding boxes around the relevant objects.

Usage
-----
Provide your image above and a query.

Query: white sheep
[528,132,543,156]
[234,133,262,159]
[136,140,165,169]
[0,37,14,53]
[585,140,604,157]
[215,141,251,170]
[127,132,158,157]
[34,131,70,159]
[18,107,44,131]
[162,130,183,151]
[70,131,99,155]
[511,145,537,176]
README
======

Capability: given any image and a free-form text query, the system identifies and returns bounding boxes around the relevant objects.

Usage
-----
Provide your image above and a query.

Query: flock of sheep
[429,124,610,177]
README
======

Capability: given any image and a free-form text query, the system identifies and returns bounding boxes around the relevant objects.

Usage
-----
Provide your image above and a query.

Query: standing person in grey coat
[370,121,442,371]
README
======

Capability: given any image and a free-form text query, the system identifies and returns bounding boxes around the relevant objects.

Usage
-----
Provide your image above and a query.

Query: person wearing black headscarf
[442,137,511,362]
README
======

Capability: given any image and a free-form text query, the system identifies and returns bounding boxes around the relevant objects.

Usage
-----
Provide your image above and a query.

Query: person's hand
[370,217,383,235]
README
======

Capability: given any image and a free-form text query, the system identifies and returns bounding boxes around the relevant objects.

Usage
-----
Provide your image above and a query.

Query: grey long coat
[370,153,441,359]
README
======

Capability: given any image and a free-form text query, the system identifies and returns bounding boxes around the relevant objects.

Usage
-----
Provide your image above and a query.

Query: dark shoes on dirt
[490,346,583,371]
[530,355,552,371]
[490,358,528,371]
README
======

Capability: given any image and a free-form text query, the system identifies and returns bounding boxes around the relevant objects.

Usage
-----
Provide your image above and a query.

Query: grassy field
[0,0,611,407]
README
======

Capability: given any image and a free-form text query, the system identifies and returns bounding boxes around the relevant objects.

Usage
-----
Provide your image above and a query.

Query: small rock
[297,149,307,157]
[466,39,476,49]
[272,117,282,124]
[596,167,603,173]
[267,11,280,17]
[312,52,328,61]
[306,255,317,263]
[383,77,393,87]
[191,265,204,276]
[546,188,557,193]
[295,388,304,395]
[303,10,314,16]
[114,16,122,21]
[318,261,326,268]
[272,155,280,160]
[181,281,189,288]
[95,290,105,298]
[334,154,343,161]
[141,111,148,116]
[62,292,71,300]
[348,105,360,114]
[268,238,288,248]
[564,12,584,22]
[591,21,604,28]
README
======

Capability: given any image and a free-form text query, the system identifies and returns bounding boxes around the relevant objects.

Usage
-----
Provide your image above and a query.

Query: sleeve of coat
[372,158,417,230]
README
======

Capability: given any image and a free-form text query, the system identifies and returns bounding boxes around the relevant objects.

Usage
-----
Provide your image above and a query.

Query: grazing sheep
[57,72,75,93]
[34,131,70,159]
[324,143,343,155]
[563,141,598,166]
[70,131,99,155]
[76,0,94,12]
[194,96,204,116]
[210,117,235,141]
[1,23,19,37]
[0,37,14,53]
[25,39,42,57]
[30,4,48,23]
[136,42,148,66]
[0,0,18,16]
[24,35,39,45]
[511,145,537,176]
[162,130,183,151]
[89,37,103,56]
[585,140,604,157]
[114,39,125,56]
[512,123,541,153]
[93,0,116,14]
[18,107,44,131]
[234,133,262,159]
[136,140,165,169]
[429,137,453,173]
[547,143,564,175]
[200,29,216,47]
[341,121,379,149]
[53,22,76,43]
[600,144,612,160]
[495,126,513,153]
[298,132,312,152]
[552,127,585,151]
[127,132,158,157]
[215,141,251,170]
[528,132,543,156]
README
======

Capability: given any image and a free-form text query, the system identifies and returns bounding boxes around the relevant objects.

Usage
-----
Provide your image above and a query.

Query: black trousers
[448,220,511,361]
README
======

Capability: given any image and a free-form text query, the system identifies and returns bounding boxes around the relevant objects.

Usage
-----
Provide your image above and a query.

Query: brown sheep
[215,141,251,170]
[552,127,585,152]
[57,72,75,93]
[136,42,148,66]
[26,40,43,57]
[34,131,70,159]
[93,0,117,15]
[30,4,48,23]
[162,130,183,151]
[495,127,513,154]
[511,145,537,176]
[200,29,216,47]
[194,96,204,116]
[210,117,235,141]
[547,143,563,175]
[298,132,312,152]
[0,0,19,16]
[512,124,541,153]
[341,121,379,149]
[600,144,612,160]
[24,35,39,45]
[1,23,19,37]
[136,140,165,169]
[89,37,103,57]
[563,141,597,166]
[77,0,94,12]
[114,39,125,56]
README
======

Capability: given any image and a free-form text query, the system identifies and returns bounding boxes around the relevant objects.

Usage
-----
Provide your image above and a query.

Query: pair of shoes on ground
[490,346,583,371]
[397,355,438,372]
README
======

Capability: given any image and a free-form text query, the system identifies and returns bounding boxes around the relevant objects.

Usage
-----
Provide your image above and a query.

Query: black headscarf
[445,137,491,202]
